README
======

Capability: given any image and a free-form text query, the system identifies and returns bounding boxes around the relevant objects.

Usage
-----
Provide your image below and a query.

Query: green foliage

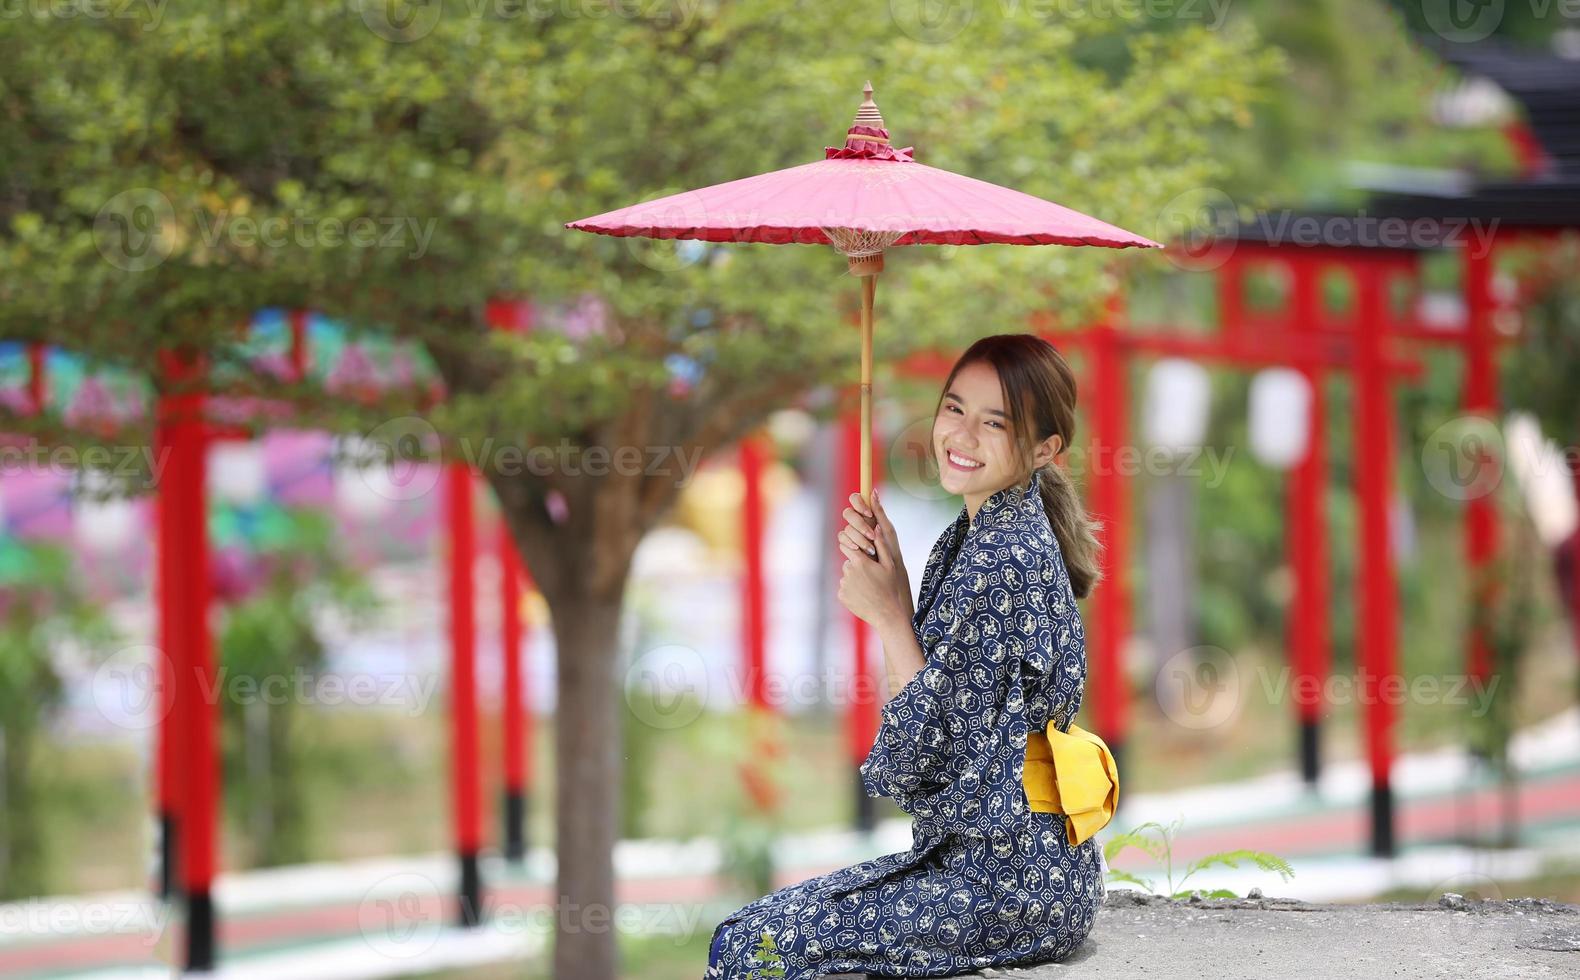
[217,508,380,867]
[1103,817,1295,899]
[1502,236,1580,449]
[617,680,659,841]
[698,706,787,902]
[1466,505,1541,777]
[0,542,115,899]
[1189,371,1291,653]
[1201,0,1514,206]
[0,1,1284,456]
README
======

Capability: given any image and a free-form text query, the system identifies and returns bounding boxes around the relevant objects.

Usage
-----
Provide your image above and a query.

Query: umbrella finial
[854,80,884,131]
[826,80,914,163]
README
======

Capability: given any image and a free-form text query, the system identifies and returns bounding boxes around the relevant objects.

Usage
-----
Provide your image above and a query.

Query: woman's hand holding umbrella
[837,490,913,631]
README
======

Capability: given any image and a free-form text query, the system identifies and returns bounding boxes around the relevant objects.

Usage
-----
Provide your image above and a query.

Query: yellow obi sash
[1023,722,1120,846]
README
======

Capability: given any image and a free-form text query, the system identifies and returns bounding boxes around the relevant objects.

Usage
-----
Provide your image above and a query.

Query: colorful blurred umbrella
[567,82,1161,501]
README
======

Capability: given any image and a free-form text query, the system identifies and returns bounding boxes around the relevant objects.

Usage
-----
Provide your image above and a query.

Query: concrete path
[983,892,1580,979]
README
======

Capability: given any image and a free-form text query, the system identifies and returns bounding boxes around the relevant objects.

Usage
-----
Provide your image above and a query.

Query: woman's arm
[874,610,927,702]
[837,488,924,700]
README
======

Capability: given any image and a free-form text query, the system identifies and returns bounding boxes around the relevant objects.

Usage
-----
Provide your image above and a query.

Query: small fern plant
[748,930,788,979]
[1103,817,1294,899]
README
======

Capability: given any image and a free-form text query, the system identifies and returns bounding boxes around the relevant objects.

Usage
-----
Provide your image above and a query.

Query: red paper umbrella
[568,83,1161,501]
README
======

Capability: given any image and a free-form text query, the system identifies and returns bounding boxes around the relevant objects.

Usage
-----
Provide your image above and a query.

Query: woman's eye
[986,420,1003,429]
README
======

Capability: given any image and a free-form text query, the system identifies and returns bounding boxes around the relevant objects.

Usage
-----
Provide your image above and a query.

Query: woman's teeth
[948,451,982,470]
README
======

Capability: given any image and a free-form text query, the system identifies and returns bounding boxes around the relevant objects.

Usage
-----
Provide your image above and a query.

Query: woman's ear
[1035,433,1063,467]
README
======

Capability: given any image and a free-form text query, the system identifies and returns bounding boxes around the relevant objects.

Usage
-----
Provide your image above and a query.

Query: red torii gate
[134,305,542,969]
[1053,250,1433,817]
[724,228,1517,855]
[1054,238,1510,857]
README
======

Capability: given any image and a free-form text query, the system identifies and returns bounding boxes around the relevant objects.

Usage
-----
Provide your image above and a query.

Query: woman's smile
[945,449,984,472]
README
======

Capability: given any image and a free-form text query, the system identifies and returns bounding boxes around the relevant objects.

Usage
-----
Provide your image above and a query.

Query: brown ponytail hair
[934,334,1104,598]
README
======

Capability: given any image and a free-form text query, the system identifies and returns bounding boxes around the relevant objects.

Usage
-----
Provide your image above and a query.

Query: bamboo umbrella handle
[859,270,877,505]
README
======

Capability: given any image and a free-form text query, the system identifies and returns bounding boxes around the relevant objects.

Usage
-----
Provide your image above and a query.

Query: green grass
[1359,853,1580,906]
[27,616,1580,899]
[411,930,713,980]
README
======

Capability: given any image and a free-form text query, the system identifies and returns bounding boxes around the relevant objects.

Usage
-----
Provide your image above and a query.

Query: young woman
[705,333,1105,979]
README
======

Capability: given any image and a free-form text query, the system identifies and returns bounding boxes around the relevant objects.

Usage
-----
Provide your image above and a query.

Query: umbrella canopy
[567,83,1162,500]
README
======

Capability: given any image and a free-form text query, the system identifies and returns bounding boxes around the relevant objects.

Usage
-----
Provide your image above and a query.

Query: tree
[2,4,1282,976]
[0,542,114,900]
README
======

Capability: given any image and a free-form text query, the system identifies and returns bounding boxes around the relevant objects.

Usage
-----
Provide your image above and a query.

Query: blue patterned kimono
[705,469,1104,979]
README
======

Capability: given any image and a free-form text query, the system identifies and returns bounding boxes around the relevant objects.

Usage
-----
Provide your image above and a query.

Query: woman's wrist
[876,603,914,637]
[875,615,927,699]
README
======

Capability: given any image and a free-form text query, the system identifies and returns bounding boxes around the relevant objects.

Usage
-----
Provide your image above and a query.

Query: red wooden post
[288,309,310,380]
[1288,255,1331,784]
[1462,246,1501,683]
[157,349,219,969]
[1088,293,1131,770]
[499,528,531,864]
[1352,259,1398,857]
[740,432,768,710]
[485,297,533,865]
[1572,466,1580,673]
[153,377,180,901]
[737,430,788,821]
[26,344,44,413]
[446,462,483,925]
[1218,256,1245,346]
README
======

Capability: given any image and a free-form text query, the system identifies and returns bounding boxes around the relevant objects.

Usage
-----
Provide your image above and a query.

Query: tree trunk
[548,588,628,980]
[1570,455,1580,673]
[0,724,47,901]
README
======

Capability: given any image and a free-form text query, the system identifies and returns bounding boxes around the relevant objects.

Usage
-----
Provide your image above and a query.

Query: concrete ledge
[977,890,1580,979]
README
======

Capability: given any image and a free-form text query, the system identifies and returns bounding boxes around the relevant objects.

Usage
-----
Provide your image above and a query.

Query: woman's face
[932,360,1022,501]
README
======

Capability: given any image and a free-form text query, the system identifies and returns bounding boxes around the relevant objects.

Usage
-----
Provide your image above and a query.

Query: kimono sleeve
[858,529,1062,833]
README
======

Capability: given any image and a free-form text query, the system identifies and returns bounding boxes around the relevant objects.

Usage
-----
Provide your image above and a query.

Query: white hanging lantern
[333,420,440,519]
[76,497,139,554]
[1143,358,1212,454]
[1248,368,1312,470]
[208,441,267,505]
[333,434,396,520]
[74,468,138,554]
[1506,412,1578,548]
